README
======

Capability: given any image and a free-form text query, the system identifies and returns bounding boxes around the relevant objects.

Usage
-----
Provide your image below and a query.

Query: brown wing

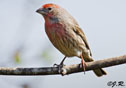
[73,25,92,56]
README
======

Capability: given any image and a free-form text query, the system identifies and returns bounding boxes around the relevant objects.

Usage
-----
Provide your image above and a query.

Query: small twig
[0,55,126,76]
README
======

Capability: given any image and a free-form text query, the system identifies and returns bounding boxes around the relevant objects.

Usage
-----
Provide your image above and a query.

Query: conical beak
[36,8,46,15]
[36,8,42,13]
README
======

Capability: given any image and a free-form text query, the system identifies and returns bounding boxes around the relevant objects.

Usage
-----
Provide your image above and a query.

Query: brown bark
[0,55,126,76]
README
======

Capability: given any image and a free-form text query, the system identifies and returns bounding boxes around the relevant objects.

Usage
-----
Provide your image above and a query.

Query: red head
[36,3,61,18]
[36,3,76,25]
[42,3,59,9]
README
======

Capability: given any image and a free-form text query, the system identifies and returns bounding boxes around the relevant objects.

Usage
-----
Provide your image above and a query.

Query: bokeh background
[0,0,126,88]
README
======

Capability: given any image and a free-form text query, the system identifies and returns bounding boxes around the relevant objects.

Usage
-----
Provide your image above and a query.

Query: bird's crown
[42,3,59,8]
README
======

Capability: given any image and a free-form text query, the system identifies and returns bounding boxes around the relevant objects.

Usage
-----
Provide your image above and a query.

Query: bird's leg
[59,56,66,65]
[80,54,87,74]
[53,56,66,67]
[53,56,67,74]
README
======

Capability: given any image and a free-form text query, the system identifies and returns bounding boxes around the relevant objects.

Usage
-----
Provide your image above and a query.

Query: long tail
[82,54,107,77]
[93,68,107,77]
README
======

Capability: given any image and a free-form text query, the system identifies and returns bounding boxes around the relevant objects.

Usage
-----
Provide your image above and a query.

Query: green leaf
[14,52,21,64]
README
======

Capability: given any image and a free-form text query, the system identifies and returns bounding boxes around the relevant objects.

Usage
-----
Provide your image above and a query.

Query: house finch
[36,3,107,77]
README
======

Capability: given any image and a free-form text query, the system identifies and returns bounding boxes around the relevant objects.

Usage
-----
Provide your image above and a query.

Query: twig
[0,55,126,76]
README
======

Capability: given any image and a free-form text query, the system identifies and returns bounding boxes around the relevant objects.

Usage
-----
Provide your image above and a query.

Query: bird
[36,3,107,77]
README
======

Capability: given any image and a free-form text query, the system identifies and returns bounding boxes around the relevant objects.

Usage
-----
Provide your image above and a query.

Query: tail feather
[93,68,107,77]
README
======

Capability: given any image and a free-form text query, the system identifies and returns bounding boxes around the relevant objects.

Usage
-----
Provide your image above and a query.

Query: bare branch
[0,55,126,76]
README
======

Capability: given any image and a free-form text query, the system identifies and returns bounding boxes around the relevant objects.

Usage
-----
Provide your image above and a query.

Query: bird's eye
[48,7,52,11]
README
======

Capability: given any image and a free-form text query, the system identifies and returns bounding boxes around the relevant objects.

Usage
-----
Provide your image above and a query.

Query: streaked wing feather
[73,25,92,56]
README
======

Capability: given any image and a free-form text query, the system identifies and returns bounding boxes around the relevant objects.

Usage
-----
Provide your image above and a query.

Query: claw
[53,63,65,74]
[53,63,65,67]
[53,63,59,67]
[53,56,67,75]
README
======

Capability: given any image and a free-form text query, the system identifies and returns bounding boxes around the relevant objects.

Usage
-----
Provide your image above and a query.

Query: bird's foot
[53,63,65,67]
[53,63,66,75]
[81,59,87,74]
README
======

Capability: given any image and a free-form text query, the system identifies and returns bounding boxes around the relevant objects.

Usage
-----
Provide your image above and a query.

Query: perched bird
[36,3,107,77]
